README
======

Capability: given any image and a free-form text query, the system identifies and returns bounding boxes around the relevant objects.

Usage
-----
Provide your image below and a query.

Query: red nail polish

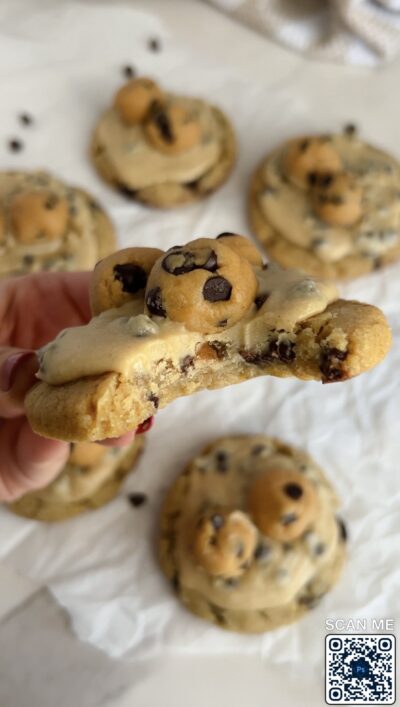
[136,417,154,435]
[0,351,37,392]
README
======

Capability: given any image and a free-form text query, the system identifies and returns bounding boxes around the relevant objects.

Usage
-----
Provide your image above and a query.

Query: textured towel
[206,0,400,65]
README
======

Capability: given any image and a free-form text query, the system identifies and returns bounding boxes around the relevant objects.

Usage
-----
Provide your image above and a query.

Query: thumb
[0,347,38,419]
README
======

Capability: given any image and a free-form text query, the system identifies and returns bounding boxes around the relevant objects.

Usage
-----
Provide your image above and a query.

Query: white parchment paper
[0,0,399,665]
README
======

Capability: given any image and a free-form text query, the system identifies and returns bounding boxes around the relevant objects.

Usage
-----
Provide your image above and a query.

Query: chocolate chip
[23,254,34,266]
[122,65,135,79]
[127,492,147,507]
[146,286,166,317]
[308,172,318,187]
[216,232,235,239]
[208,341,227,359]
[254,543,271,561]
[337,517,348,542]
[344,123,357,136]
[148,37,161,52]
[209,603,226,625]
[211,514,224,529]
[179,355,193,374]
[299,139,309,152]
[373,256,382,271]
[149,393,159,409]
[266,338,296,363]
[203,276,232,302]
[320,347,348,382]
[217,319,228,327]
[114,263,147,293]
[171,571,180,591]
[215,451,229,473]
[185,179,199,190]
[224,577,239,588]
[162,247,218,275]
[298,593,323,610]
[281,512,298,526]
[116,183,138,199]
[19,113,33,126]
[254,293,269,310]
[149,101,173,143]
[314,542,326,556]
[8,139,23,152]
[284,483,303,500]
[309,172,333,189]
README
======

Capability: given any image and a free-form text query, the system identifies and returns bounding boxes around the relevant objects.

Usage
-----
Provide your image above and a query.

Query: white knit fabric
[206,0,400,65]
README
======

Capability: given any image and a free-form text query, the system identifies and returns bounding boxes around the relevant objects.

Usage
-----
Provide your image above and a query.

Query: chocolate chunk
[203,276,232,302]
[215,451,229,473]
[23,254,34,266]
[344,123,357,136]
[216,232,235,239]
[284,482,303,500]
[44,194,59,209]
[171,571,180,591]
[337,517,348,542]
[208,341,227,359]
[254,293,269,310]
[162,247,218,275]
[209,603,226,625]
[254,543,271,561]
[116,183,138,199]
[281,512,298,526]
[8,139,23,152]
[320,347,348,382]
[308,171,318,187]
[181,355,194,373]
[127,492,147,507]
[185,179,199,190]
[148,37,161,52]
[266,338,296,363]
[114,263,147,293]
[224,577,239,588]
[298,593,323,610]
[373,257,382,271]
[309,172,333,189]
[19,113,33,126]
[217,319,228,327]
[211,514,224,529]
[149,393,159,409]
[149,101,173,143]
[146,286,167,317]
[299,139,309,152]
[122,65,135,79]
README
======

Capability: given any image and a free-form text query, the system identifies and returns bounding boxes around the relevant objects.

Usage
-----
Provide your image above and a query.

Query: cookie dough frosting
[26,234,391,442]
[8,437,145,522]
[250,131,400,280]
[91,77,236,208]
[159,436,347,633]
[0,170,116,278]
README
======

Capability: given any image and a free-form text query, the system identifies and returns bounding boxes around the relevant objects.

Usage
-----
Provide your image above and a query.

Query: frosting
[0,171,99,276]
[94,95,223,188]
[259,134,400,262]
[37,263,338,386]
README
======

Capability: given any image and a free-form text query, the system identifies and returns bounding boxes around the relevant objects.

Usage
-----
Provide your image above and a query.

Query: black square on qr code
[325,635,396,705]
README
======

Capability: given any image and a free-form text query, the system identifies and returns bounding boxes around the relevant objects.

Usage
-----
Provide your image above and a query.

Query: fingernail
[0,351,37,392]
[136,417,154,435]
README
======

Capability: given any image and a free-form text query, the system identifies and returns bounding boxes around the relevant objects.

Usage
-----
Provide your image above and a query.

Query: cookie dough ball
[192,509,257,578]
[145,237,258,333]
[283,137,342,190]
[248,468,318,542]
[69,442,107,467]
[9,191,69,244]
[114,77,164,126]
[91,247,164,315]
[144,102,201,155]
[311,171,363,227]
[216,232,263,267]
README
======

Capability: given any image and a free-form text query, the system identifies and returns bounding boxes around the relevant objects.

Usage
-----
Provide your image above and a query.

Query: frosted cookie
[249,130,400,280]
[91,77,236,208]
[8,436,145,522]
[159,435,347,633]
[25,234,391,442]
[0,170,116,278]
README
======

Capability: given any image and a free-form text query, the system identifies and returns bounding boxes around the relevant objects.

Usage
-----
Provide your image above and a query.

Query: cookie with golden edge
[25,233,391,442]
[91,76,236,208]
[8,436,145,522]
[249,130,400,280]
[0,170,116,278]
[159,435,347,633]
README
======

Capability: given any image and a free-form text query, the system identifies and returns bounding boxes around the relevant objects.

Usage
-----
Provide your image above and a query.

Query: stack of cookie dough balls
[0,170,116,278]
[8,437,145,522]
[159,435,347,633]
[249,130,400,280]
[91,77,236,208]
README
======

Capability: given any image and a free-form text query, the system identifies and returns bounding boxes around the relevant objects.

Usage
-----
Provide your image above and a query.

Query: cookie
[25,234,391,442]
[249,131,400,280]
[8,436,145,522]
[0,171,116,278]
[159,435,347,633]
[91,77,236,208]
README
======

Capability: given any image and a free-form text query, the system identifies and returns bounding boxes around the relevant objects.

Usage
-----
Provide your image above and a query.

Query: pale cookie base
[249,160,400,281]
[159,436,346,634]
[25,299,391,442]
[8,436,145,522]
[91,107,236,209]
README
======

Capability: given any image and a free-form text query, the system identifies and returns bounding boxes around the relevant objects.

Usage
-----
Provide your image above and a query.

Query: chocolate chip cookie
[91,77,236,208]
[0,170,116,278]
[249,131,400,280]
[159,435,347,633]
[25,233,391,442]
[8,436,145,522]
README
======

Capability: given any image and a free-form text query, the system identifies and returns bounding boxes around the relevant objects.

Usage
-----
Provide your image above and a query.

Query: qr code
[325,635,396,705]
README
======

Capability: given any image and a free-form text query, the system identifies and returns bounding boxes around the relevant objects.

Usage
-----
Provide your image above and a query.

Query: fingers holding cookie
[90,247,164,315]
[9,191,69,244]
[192,509,257,578]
